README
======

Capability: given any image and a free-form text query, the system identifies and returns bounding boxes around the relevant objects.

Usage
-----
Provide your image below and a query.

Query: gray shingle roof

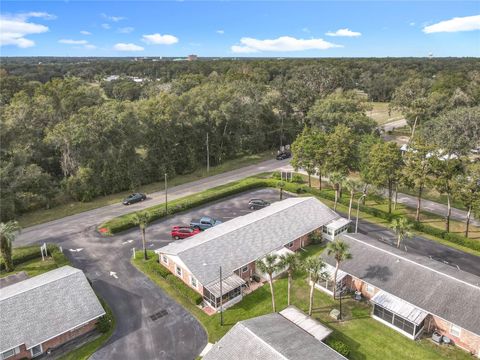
[0,266,105,352]
[203,312,346,360]
[157,197,339,285]
[321,233,480,335]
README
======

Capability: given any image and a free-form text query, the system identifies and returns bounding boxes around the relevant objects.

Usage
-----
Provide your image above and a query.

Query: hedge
[0,244,65,271]
[165,274,203,305]
[326,338,351,358]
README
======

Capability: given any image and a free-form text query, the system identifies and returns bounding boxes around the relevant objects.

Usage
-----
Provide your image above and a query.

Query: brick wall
[347,276,379,299]
[159,254,203,295]
[234,261,256,282]
[6,320,98,360]
[427,315,480,357]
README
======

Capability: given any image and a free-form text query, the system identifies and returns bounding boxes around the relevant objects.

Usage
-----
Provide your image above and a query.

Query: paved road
[380,118,407,132]
[16,158,288,246]
[285,166,479,227]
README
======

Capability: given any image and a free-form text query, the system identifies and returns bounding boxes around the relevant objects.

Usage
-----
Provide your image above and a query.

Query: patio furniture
[432,331,442,344]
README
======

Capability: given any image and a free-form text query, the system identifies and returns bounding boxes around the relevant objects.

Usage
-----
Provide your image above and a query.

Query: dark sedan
[276,152,291,160]
[122,193,147,205]
[248,199,270,210]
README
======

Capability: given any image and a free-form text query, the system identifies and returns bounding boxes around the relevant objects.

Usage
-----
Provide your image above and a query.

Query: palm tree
[278,252,300,306]
[343,179,359,220]
[329,172,345,211]
[326,240,352,299]
[0,221,21,272]
[256,254,279,312]
[303,256,327,316]
[277,181,286,200]
[390,217,413,248]
[132,212,151,260]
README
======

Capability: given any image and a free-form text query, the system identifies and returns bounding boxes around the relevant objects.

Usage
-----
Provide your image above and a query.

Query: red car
[171,226,201,240]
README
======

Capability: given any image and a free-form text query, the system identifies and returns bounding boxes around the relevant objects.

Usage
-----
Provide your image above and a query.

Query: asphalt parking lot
[115,188,289,248]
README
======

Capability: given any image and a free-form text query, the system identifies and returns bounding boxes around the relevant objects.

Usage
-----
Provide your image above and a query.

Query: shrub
[1,245,43,271]
[271,171,281,180]
[96,314,113,333]
[165,274,203,305]
[326,338,350,358]
[291,174,304,183]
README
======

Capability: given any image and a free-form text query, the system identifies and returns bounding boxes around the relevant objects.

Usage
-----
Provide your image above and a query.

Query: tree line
[1,58,479,222]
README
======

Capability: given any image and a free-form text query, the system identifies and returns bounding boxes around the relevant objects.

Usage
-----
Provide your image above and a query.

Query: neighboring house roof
[156,197,340,285]
[321,233,480,335]
[0,266,105,352]
[203,311,346,360]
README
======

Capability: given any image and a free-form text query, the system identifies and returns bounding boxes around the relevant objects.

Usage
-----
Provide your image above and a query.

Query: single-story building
[0,266,105,360]
[155,197,349,312]
[202,306,347,360]
[319,233,480,357]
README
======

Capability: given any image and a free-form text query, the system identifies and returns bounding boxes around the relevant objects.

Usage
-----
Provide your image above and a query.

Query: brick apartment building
[0,266,105,359]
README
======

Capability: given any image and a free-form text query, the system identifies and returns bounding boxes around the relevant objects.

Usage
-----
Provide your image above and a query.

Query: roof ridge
[176,197,316,255]
[0,266,80,301]
[238,321,289,360]
[344,234,480,291]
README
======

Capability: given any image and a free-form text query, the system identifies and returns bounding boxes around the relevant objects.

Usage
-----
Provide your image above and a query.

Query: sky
[0,1,479,57]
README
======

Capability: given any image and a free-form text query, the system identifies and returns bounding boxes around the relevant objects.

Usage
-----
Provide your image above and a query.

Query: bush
[291,174,304,183]
[271,171,281,180]
[0,244,67,271]
[96,314,113,333]
[165,274,203,305]
[326,338,350,358]
[143,258,171,279]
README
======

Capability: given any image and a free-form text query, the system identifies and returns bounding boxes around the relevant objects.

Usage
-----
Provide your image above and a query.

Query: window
[30,344,43,358]
[191,276,197,288]
[287,241,294,248]
[450,324,461,337]
[242,266,249,273]
[162,255,168,264]
[366,284,374,293]
[175,265,182,277]
[2,347,19,359]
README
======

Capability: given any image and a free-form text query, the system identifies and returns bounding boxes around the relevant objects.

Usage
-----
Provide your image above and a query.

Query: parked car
[248,199,270,210]
[276,152,291,160]
[171,226,201,240]
[190,216,222,230]
[122,193,146,205]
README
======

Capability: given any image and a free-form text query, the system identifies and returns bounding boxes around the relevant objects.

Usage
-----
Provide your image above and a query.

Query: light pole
[355,194,366,233]
[164,173,168,214]
[219,266,223,326]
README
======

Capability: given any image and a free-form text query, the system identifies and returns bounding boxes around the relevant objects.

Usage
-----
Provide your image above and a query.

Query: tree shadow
[361,265,392,282]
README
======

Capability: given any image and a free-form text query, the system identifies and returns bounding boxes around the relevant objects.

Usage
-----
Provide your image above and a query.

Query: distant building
[188,54,198,61]
[0,266,105,360]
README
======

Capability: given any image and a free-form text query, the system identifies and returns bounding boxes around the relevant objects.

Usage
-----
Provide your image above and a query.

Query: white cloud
[231,36,342,53]
[84,44,96,49]
[423,15,480,33]
[142,33,178,45]
[409,22,416,27]
[80,30,92,35]
[0,12,51,48]
[216,29,224,34]
[118,27,134,34]
[59,39,88,45]
[325,28,361,37]
[113,42,144,51]
[101,23,111,30]
[302,27,310,33]
[101,13,125,22]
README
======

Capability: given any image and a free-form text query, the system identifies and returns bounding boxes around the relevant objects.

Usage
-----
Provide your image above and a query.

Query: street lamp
[355,194,367,233]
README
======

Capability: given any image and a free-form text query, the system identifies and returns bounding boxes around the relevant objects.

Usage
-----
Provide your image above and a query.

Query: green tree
[343,179,360,220]
[402,139,435,221]
[303,256,327,316]
[324,125,356,176]
[277,181,286,200]
[278,252,301,306]
[132,212,151,260]
[0,221,21,272]
[256,254,280,312]
[453,163,480,237]
[313,131,328,190]
[326,240,352,299]
[291,127,317,187]
[329,172,346,211]
[390,217,413,248]
[366,141,403,214]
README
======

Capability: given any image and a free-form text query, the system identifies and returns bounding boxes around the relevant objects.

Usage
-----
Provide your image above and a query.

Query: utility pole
[219,265,223,326]
[206,133,210,173]
[165,173,168,214]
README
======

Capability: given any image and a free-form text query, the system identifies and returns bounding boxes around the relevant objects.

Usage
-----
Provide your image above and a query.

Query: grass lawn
[18,150,275,228]
[58,298,115,360]
[133,247,470,360]
[397,186,467,211]
[366,102,403,125]
[0,257,58,278]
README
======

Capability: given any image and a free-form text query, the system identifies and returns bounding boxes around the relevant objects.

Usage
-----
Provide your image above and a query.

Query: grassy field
[17,151,275,228]
[366,102,403,125]
[133,247,470,360]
